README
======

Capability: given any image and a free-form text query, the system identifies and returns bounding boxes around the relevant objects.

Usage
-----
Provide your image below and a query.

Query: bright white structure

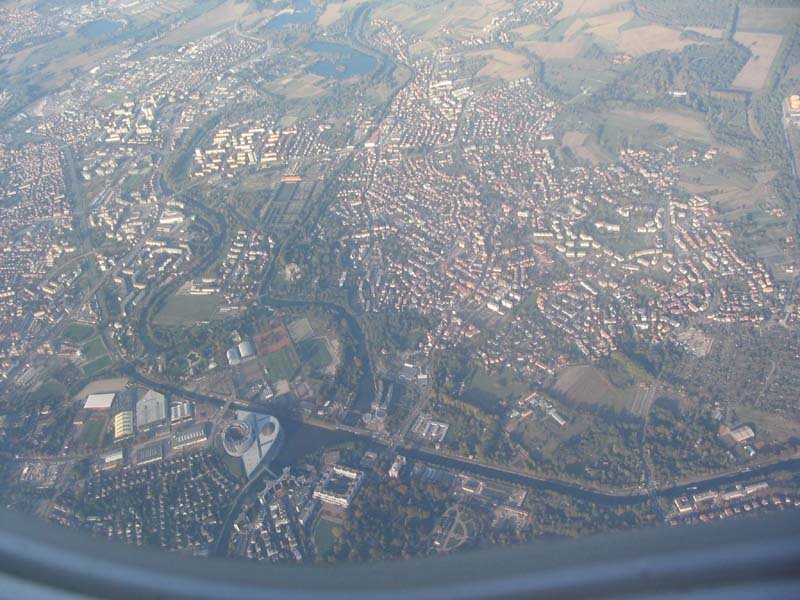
[84,393,116,410]
[222,411,282,478]
[136,389,167,430]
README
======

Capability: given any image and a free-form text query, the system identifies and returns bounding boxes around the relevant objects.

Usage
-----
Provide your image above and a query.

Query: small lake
[307,41,377,79]
[79,19,123,39]
[267,0,317,30]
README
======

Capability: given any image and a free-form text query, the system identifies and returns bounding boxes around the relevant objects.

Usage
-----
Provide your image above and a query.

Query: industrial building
[99,449,124,469]
[170,399,194,424]
[136,389,167,430]
[136,443,163,465]
[173,424,208,450]
[226,340,256,366]
[113,411,134,440]
[84,393,116,411]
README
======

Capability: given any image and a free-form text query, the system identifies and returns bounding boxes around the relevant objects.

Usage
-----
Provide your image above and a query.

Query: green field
[83,355,113,377]
[314,518,337,558]
[462,367,533,413]
[299,338,333,370]
[78,415,107,448]
[154,294,222,325]
[264,346,299,381]
[30,380,66,405]
[62,323,95,344]
[544,59,618,96]
[81,337,107,362]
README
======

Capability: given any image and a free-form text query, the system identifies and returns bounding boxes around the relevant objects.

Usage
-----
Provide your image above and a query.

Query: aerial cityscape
[1,0,800,566]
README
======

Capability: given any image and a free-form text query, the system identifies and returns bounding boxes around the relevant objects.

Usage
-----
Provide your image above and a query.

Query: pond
[266,0,317,30]
[307,41,377,79]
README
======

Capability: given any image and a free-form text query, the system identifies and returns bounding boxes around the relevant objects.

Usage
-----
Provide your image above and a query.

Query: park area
[154,293,222,325]
[313,518,338,559]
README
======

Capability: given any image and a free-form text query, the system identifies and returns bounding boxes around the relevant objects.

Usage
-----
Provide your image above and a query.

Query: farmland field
[737,7,800,34]
[472,49,530,80]
[562,130,610,165]
[732,32,784,91]
[556,0,628,19]
[554,365,613,405]
[608,108,713,143]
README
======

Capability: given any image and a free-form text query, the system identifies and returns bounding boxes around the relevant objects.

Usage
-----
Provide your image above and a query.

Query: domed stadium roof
[222,420,254,457]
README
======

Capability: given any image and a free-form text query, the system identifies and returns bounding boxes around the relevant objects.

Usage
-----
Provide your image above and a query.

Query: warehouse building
[113,411,134,440]
[136,389,167,431]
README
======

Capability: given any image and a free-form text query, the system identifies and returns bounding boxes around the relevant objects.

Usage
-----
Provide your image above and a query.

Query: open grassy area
[62,323,95,344]
[545,59,618,96]
[154,294,222,325]
[30,380,67,405]
[462,367,532,414]
[264,346,299,381]
[81,337,107,362]
[732,31,784,91]
[314,518,337,558]
[299,338,333,370]
[83,355,113,377]
[553,363,637,412]
[78,415,107,448]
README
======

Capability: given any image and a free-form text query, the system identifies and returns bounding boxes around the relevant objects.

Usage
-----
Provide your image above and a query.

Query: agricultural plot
[562,130,611,165]
[554,365,612,405]
[681,166,779,212]
[472,49,531,81]
[156,0,249,46]
[737,7,800,34]
[525,10,702,61]
[553,363,637,412]
[608,108,712,142]
[732,32,784,91]
[555,0,628,19]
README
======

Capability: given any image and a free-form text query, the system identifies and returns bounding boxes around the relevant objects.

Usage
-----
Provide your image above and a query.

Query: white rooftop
[84,393,116,410]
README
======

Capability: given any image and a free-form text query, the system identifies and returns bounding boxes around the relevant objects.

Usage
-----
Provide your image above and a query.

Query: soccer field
[264,347,298,381]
